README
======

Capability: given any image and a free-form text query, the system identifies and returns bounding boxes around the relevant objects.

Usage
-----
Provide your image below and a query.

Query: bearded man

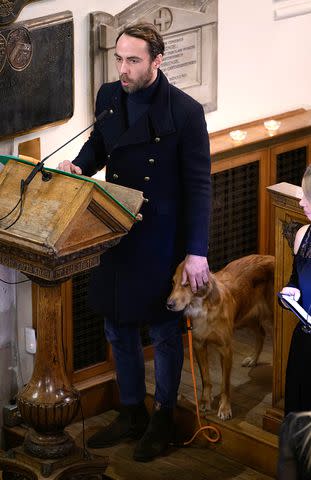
[58,22,211,462]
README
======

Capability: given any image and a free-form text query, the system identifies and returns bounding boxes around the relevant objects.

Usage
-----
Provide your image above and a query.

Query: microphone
[21,109,109,193]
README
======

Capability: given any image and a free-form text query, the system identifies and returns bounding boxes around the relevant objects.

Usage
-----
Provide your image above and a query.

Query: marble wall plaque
[90,0,218,112]
[0,11,73,139]
[161,28,201,89]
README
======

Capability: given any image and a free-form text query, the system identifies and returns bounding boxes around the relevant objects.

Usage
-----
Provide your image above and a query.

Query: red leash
[180,317,221,446]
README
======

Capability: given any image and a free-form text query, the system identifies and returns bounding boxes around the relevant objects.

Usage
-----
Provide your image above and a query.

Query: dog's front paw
[217,403,232,421]
[241,356,257,367]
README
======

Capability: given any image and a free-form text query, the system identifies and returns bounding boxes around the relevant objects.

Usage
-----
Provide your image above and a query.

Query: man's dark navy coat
[74,70,211,326]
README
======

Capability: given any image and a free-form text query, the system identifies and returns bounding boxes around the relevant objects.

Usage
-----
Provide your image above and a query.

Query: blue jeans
[104,318,184,408]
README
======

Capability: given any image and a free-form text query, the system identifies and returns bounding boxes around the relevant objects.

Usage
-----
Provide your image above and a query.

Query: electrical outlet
[25,327,36,354]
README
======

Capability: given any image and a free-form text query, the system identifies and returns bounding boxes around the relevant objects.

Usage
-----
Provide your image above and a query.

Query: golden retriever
[167,254,274,420]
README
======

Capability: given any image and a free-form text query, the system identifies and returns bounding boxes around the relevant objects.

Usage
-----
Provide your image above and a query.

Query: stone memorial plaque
[0,11,73,139]
[0,0,40,26]
[161,29,201,89]
[90,0,218,112]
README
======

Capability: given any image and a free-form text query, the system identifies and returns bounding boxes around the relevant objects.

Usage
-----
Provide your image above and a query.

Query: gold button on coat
[144,176,150,182]
[148,158,155,164]
[112,173,118,180]
[154,137,160,143]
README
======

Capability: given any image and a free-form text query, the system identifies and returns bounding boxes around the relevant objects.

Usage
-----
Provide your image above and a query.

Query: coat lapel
[148,70,176,139]
[97,86,127,152]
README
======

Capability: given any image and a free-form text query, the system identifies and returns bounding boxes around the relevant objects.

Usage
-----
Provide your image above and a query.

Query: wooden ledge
[210,108,311,160]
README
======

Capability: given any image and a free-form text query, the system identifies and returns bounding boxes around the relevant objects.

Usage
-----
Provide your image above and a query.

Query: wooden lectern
[0,155,144,479]
[263,182,307,434]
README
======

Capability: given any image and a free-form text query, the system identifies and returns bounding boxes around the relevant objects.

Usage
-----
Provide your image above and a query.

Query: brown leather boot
[87,402,149,448]
[133,407,174,462]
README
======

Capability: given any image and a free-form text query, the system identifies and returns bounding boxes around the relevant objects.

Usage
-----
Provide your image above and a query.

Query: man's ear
[153,54,163,69]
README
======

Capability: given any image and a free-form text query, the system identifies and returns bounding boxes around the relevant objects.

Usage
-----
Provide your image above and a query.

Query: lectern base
[0,446,111,480]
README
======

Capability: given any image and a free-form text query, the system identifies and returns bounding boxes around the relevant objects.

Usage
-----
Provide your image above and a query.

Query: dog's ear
[209,278,221,304]
[197,275,221,304]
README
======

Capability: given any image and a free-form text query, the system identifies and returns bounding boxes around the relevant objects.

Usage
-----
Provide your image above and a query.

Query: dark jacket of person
[73,70,212,326]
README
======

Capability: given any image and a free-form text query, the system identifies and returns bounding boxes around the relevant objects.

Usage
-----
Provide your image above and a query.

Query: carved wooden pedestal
[19,282,79,460]
[0,281,111,479]
[0,157,144,479]
[0,446,110,479]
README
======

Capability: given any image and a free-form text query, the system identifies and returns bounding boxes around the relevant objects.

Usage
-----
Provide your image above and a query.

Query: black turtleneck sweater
[126,72,160,127]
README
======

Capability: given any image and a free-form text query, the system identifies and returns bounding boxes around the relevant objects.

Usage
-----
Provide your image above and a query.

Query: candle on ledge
[229,130,247,142]
[264,119,281,135]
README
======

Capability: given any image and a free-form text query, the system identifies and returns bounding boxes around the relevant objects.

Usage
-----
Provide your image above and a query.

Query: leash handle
[182,317,221,446]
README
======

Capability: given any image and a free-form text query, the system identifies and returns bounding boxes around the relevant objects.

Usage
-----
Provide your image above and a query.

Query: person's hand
[281,287,301,302]
[57,160,82,175]
[182,254,209,293]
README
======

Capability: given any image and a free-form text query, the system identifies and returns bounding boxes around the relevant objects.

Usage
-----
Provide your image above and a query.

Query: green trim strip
[0,155,135,219]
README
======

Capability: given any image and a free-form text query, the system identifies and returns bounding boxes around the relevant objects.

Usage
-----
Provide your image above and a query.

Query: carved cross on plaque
[0,0,39,26]
[154,7,172,32]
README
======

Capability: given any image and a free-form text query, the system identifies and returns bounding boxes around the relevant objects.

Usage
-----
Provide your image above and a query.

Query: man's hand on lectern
[57,160,82,175]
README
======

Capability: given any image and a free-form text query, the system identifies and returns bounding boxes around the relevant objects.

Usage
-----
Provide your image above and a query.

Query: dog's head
[166,261,219,312]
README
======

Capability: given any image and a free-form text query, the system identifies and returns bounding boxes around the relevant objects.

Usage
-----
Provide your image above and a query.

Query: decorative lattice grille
[72,271,106,371]
[276,146,307,186]
[208,161,259,272]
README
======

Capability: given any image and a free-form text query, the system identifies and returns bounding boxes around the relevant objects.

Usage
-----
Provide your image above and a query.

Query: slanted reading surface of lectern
[0,155,144,479]
[264,182,307,434]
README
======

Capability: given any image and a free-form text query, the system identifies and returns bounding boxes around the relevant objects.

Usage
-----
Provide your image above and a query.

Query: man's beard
[120,66,154,94]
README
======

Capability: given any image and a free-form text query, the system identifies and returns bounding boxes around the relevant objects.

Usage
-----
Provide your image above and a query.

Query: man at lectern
[58,23,211,462]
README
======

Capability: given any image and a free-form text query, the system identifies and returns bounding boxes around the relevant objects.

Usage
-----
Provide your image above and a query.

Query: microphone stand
[21,109,109,194]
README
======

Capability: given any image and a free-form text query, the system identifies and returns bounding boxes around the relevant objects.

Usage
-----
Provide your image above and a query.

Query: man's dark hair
[116,23,165,60]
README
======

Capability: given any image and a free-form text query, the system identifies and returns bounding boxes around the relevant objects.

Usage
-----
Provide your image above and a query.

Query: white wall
[209,0,311,131]
[0,0,311,421]
[0,267,19,435]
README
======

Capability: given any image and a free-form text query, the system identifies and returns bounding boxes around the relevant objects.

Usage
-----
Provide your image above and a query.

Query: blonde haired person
[278,166,311,478]
[280,165,311,415]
